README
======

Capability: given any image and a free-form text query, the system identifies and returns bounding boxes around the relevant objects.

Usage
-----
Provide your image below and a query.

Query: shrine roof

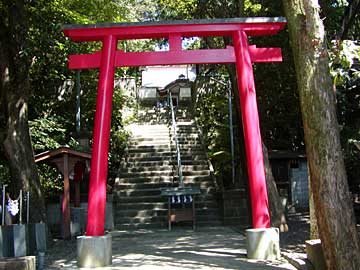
[34,146,91,163]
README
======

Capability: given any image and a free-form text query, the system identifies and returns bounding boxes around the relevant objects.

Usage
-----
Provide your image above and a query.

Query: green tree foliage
[330,40,360,190]
[0,0,139,200]
[193,77,234,187]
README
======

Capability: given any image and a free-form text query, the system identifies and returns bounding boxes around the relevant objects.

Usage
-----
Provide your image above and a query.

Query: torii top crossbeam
[64,17,286,236]
[64,17,286,40]
[64,17,286,69]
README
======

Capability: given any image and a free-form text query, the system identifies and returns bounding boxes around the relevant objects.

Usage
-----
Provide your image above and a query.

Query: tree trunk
[263,143,288,232]
[283,0,360,269]
[339,0,360,40]
[309,177,319,239]
[1,0,46,223]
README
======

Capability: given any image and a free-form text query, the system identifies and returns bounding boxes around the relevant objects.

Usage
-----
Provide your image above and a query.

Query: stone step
[176,127,198,131]
[126,151,205,159]
[128,143,171,148]
[114,220,222,230]
[119,165,209,173]
[127,123,169,127]
[129,137,201,143]
[115,182,177,190]
[127,145,203,153]
[116,207,220,218]
[175,131,201,136]
[115,182,215,192]
[114,201,219,210]
[116,188,162,197]
[115,193,217,203]
[116,216,165,225]
[115,195,167,203]
[121,160,208,167]
[114,222,164,230]
[116,208,168,218]
[118,170,210,178]
[115,202,168,210]
[115,176,173,184]
[118,165,174,172]
[125,155,207,162]
[114,214,222,229]
[129,127,169,131]
[115,186,216,198]
[128,138,170,143]
[128,138,202,144]
[116,175,212,184]
[130,132,170,137]
[176,119,194,123]
[129,136,170,141]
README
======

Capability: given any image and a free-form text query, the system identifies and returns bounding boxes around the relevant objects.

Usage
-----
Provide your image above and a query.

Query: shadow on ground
[280,212,310,253]
[44,227,296,270]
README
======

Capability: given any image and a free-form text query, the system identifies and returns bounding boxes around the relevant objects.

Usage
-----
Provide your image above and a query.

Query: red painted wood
[64,19,286,235]
[248,46,283,62]
[233,30,270,228]
[62,154,71,238]
[68,46,282,69]
[169,34,182,51]
[63,22,286,41]
[86,35,117,236]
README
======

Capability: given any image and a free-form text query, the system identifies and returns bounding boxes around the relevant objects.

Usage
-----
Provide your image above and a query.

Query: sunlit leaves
[330,40,360,85]
[156,0,197,19]
[29,116,68,152]
[244,0,264,15]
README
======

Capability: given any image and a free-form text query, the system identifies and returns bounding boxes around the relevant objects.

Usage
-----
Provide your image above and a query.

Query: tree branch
[339,0,360,40]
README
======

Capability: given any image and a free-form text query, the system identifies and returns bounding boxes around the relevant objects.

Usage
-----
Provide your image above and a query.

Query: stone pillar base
[306,239,326,270]
[246,227,280,260]
[0,256,36,270]
[2,224,27,257]
[77,234,112,268]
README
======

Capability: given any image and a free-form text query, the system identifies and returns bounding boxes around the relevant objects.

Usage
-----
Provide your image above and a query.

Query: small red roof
[34,146,91,163]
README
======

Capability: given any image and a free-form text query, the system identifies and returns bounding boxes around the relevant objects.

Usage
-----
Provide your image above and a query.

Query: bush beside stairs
[113,108,222,230]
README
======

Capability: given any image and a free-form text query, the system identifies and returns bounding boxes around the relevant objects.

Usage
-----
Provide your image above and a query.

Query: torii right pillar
[233,30,280,260]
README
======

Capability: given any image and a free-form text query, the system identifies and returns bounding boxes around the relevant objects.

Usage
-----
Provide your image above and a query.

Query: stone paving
[43,226,297,270]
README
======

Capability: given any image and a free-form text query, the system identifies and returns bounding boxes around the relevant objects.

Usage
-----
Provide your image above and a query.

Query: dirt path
[44,227,297,270]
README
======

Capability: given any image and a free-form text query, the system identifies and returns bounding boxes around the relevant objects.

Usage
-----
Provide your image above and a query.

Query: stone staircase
[113,108,221,230]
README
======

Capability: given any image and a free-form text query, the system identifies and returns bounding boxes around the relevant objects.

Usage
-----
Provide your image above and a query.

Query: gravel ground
[280,212,310,254]
[43,227,297,270]
[42,211,359,269]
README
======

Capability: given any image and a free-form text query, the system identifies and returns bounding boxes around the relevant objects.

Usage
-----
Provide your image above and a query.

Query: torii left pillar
[76,35,116,268]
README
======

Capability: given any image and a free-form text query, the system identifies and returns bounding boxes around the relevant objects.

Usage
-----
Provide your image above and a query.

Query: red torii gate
[63,18,286,237]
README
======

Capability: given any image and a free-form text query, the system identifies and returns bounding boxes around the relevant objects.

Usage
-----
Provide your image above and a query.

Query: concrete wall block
[306,239,326,270]
[26,223,47,255]
[290,162,309,209]
[70,207,86,237]
[0,256,36,270]
[1,225,27,257]
[0,226,3,257]
[47,199,114,234]
[46,204,61,226]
